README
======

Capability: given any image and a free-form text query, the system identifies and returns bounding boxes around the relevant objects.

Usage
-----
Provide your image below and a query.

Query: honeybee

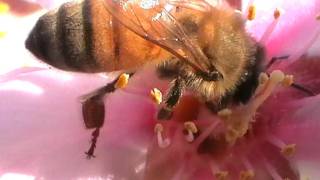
[26,0,265,158]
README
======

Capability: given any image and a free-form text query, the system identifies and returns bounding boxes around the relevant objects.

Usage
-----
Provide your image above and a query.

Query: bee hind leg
[81,72,134,158]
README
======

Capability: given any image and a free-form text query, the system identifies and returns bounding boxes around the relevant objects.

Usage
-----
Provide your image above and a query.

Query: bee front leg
[157,77,185,120]
[81,72,134,159]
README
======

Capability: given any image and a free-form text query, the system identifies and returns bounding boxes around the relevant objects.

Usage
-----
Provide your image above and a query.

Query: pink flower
[1,0,320,179]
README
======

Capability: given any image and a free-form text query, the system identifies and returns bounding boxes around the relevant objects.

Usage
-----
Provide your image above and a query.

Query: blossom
[1,0,320,180]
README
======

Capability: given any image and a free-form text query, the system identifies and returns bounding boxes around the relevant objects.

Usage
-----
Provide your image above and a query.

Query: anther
[270,70,285,83]
[267,135,296,157]
[247,5,256,21]
[316,14,320,20]
[281,144,296,157]
[114,73,130,89]
[260,8,281,43]
[215,171,229,180]
[273,8,282,19]
[282,75,294,87]
[150,88,162,104]
[154,123,170,148]
[240,170,255,180]
[184,121,198,142]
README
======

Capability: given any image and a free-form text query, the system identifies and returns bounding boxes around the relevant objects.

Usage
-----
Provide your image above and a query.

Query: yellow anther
[258,72,269,84]
[0,2,9,14]
[215,171,229,180]
[0,31,6,38]
[184,121,198,133]
[114,73,129,89]
[270,70,285,83]
[281,144,296,157]
[150,88,162,104]
[154,123,164,133]
[247,5,256,21]
[218,108,232,118]
[274,8,281,19]
[282,75,294,87]
[240,170,255,180]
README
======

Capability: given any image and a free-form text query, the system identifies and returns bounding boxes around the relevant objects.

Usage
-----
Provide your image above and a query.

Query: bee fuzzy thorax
[25,0,169,73]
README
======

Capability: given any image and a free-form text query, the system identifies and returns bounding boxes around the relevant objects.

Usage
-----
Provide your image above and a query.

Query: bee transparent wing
[103,0,213,73]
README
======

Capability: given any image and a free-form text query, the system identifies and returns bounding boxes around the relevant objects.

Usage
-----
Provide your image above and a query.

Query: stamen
[282,75,294,87]
[242,157,254,170]
[215,171,229,180]
[273,8,282,20]
[154,123,170,148]
[194,120,219,147]
[263,158,283,180]
[210,161,229,180]
[252,70,285,110]
[225,128,239,145]
[240,170,255,180]
[183,121,198,142]
[260,8,282,43]
[292,15,320,60]
[281,144,297,157]
[267,135,296,157]
[247,5,256,21]
[114,73,130,89]
[150,88,162,104]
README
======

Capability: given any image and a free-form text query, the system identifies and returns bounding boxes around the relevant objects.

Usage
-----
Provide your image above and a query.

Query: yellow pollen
[215,171,229,180]
[184,121,198,133]
[154,123,164,133]
[240,170,255,180]
[270,70,285,83]
[0,2,9,14]
[0,31,6,38]
[282,75,294,87]
[281,144,296,156]
[247,5,256,21]
[150,88,162,104]
[274,8,281,19]
[114,73,129,89]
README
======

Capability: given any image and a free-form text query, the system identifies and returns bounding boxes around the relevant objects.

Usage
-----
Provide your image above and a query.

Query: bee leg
[82,72,134,158]
[157,77,185,120]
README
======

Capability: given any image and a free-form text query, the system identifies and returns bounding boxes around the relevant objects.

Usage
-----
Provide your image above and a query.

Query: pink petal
[0,69,153,179]
[243,0,320,61]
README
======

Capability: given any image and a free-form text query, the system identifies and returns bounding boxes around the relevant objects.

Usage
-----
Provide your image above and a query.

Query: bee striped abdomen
[25,0,169,72]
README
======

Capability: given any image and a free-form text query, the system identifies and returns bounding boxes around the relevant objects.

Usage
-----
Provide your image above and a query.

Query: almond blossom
[1,0,320,180]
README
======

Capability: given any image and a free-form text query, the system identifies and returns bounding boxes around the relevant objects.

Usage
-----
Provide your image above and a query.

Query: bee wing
[103,0,213,73]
